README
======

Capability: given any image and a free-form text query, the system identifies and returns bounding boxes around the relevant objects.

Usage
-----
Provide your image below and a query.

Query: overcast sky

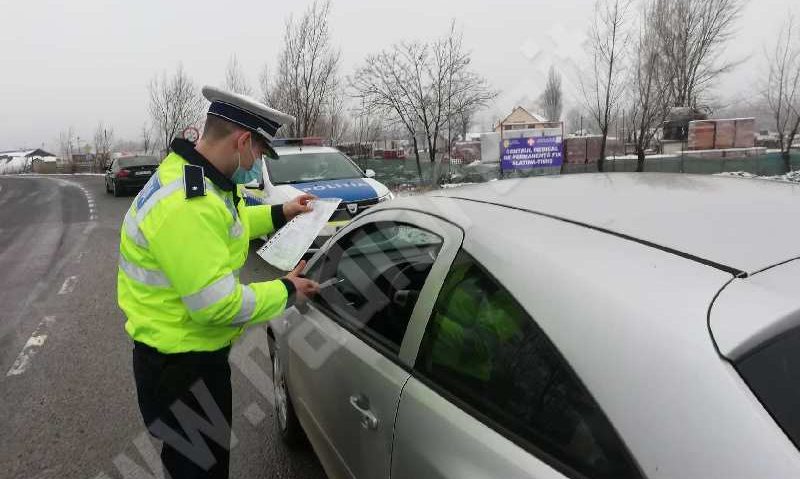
[0,0,793,152]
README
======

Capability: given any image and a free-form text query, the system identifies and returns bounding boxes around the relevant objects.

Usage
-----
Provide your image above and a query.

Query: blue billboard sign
[500,136,563,171]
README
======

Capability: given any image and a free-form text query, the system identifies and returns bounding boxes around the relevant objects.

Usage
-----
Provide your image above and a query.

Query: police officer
[118,86,320,479]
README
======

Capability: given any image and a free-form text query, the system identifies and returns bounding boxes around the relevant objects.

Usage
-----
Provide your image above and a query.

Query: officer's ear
[234,130,252,151]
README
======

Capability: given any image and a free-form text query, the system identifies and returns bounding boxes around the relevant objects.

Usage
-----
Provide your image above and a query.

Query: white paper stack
[256,198,341,271]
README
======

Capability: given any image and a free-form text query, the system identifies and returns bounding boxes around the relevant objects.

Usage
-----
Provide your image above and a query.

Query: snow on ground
[715,171,760,179]
[439,182,479,189]
[715,171,800,183]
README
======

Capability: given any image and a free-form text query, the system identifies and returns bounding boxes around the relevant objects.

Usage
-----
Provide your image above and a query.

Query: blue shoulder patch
[243,194,263,206]
[223,196,239,220]
[135,174,162,210]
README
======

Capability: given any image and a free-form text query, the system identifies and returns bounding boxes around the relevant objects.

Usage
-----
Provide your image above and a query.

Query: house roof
[0,148,56,158]
[497,106,548,126]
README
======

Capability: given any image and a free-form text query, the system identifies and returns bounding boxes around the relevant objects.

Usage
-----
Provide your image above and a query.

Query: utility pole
[104,128,109,171]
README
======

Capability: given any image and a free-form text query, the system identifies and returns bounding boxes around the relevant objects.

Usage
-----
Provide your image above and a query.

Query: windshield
[268,151,364,185]
[119,157,158,168]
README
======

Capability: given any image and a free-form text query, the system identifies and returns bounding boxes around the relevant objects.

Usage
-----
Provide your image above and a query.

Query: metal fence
[356,151,800,190]
[581,152,800,176]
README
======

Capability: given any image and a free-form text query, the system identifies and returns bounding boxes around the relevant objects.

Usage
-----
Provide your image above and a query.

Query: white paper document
[257,198,341,271]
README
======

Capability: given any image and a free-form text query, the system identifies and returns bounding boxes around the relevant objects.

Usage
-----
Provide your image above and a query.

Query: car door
[283,209,463,479]
[391,250,644,479]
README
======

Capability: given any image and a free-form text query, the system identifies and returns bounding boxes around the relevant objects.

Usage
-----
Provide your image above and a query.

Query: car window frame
[408,248,645,479]
[302,207,465,369]
[312,220,444,355]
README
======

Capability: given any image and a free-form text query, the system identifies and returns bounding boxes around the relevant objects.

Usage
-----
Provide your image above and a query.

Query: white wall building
[0,149,57,174]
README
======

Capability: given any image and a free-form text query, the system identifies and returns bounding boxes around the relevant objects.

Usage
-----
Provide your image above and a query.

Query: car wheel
[269,334,306,449]
[112,180,122,197]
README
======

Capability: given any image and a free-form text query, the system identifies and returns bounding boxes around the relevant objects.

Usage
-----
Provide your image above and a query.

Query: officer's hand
[283,194,317,221]
[284,260,320,303]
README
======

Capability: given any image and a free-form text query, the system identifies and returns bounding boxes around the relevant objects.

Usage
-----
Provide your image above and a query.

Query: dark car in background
[105,156,159,197]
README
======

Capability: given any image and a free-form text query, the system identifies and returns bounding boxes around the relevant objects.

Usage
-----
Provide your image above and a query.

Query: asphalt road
[0,174,326,479]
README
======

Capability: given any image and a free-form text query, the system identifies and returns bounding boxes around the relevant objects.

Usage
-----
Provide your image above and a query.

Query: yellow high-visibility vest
[117,144,289,353]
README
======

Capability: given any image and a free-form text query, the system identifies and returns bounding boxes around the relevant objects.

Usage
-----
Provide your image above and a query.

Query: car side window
[415,251,641,479]
[308,221,443,355]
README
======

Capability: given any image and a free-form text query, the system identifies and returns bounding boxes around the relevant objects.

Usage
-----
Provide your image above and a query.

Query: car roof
[273,146,340,156]
[371,184,800,474]
[423,173,800,275]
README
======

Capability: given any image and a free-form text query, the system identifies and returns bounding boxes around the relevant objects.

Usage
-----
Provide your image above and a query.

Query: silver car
[267,173,800,479]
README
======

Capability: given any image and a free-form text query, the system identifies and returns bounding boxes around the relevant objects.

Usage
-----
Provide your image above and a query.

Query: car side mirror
[365,169,376,178]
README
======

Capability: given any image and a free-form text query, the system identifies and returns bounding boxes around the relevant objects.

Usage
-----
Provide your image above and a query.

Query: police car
[244,138,393,250]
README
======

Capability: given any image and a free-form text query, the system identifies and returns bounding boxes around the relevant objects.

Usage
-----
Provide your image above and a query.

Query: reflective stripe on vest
[123,178,184,248]
[231,284,256,326]
[181,273,236,312]
[124,178,243,247]
[118,255,170,287]
[230,222,244,239]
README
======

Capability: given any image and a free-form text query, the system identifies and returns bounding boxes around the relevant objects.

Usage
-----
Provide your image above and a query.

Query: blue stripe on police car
[295,178,377,202]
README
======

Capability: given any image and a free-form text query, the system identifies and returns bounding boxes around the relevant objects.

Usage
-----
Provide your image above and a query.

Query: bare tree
[93,122,115,171]
[225,54,252,95]
[764,14,800,171]
[114,138,141,153]
[258,64,272,105]
[58,127,76,171]
[349,102,383,157]
[141,123,154,155]
[541,66,564,122]
[148,64,206,152]
[270,0,341,138]
[351,42,426,175]
[453,106,476,141]
[564,107,584,135]
[652,0,743,109]
[626,2,674,172]
[443,23,498,157]
[582,0,632,172]
[322,87,350,145]
[351,23,496,181]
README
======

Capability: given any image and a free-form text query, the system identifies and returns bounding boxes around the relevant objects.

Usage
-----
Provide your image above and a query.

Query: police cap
[202,85,295,159]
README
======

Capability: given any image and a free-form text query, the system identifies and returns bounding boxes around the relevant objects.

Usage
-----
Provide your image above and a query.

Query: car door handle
[349,395,379,430]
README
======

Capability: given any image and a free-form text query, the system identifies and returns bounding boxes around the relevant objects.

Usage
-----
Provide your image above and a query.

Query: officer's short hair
[202,115,270,150]
[202,115,241,141]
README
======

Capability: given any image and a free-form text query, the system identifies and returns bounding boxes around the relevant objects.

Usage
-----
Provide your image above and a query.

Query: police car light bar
[272,137,325,147]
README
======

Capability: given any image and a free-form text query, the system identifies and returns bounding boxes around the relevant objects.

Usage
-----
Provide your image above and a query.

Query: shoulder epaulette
[183,164,206,199]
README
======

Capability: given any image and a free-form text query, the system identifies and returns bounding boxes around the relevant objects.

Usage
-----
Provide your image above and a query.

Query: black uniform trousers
[132,341,233,479]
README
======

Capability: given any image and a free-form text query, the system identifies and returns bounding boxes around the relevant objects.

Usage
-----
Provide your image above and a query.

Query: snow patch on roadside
[715,171,800,183]
[715,171,760,179]
[439,182,479,189]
